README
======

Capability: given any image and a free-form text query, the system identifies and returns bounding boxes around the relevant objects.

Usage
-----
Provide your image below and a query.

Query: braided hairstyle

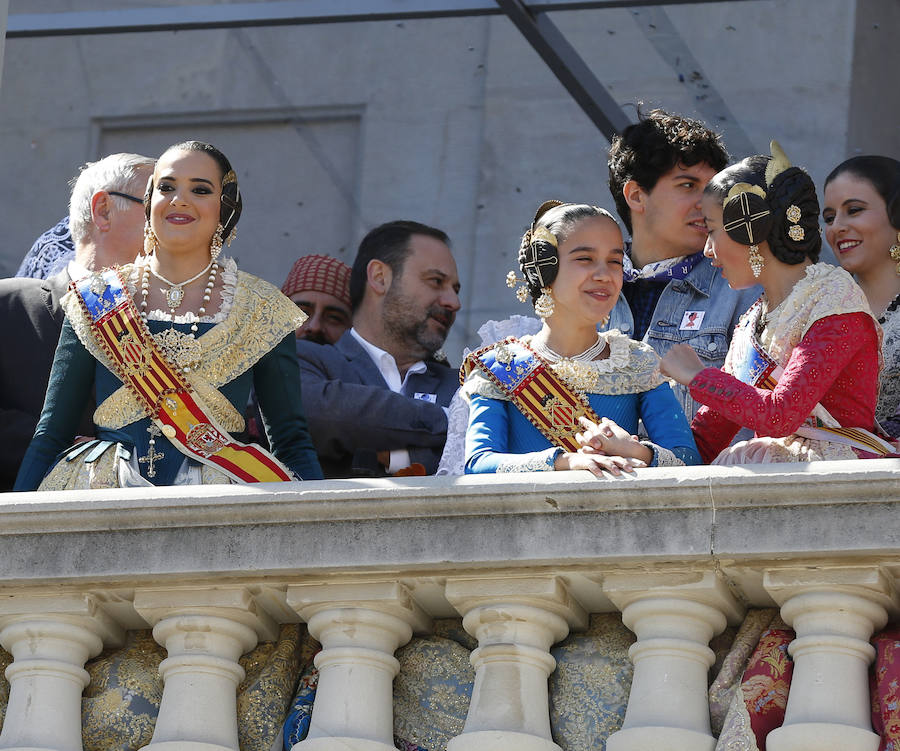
[517,201,619,302]
[144,140,243,240]
[705,147,821,264]
[825,155,900,231]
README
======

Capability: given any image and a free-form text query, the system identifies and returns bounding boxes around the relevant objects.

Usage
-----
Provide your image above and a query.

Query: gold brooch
[788,224,805,241]
[153,328,202,371]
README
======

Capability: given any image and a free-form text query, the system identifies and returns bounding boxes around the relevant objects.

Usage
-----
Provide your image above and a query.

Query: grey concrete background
[1,0,897,362]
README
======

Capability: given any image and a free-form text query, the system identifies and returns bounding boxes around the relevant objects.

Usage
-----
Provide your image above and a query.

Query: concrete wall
[1,0,896,361]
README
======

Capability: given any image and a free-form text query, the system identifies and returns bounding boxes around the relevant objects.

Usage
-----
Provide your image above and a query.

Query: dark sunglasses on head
[108,190,144,205]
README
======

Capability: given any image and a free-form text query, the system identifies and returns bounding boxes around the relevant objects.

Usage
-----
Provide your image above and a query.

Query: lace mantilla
[461,330,664,402]
[62,264,305,431]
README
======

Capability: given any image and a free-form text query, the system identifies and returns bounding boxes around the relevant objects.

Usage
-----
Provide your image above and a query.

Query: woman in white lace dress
[823,156,900,437]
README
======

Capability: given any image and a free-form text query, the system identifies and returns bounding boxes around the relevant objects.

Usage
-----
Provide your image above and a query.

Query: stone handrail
[1,459,898,751]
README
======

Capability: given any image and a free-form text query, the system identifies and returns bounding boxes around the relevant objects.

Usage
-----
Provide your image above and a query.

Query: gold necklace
[148,260,213,310]
[139,260,219,373]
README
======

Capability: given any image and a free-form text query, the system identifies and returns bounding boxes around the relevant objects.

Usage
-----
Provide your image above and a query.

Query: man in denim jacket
[607,109,759,420]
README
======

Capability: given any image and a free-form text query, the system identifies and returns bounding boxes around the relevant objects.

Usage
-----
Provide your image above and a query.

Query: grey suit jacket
[0,271,92,490]
[296,331,459,478]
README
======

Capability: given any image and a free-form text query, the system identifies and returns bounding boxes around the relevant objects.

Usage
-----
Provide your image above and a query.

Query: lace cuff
[496,447,561,473]
[640,441,684,468]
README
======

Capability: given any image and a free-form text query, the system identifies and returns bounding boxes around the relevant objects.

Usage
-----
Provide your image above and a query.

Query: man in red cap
[281,254,352,345]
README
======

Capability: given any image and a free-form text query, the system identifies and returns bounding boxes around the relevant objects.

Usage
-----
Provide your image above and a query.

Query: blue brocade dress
[462,331,700,473]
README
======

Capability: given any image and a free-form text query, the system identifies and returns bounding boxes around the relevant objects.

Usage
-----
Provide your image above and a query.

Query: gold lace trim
[461,330,664,402]
[62,266,305,430]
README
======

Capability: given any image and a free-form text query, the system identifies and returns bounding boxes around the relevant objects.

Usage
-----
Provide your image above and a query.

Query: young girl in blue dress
[461,201,700,477]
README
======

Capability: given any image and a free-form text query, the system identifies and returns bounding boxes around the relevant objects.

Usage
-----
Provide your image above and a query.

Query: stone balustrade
[0,459,898,751]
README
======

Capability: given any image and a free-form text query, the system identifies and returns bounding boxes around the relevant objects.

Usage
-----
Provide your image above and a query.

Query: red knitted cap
[281,254,352,308]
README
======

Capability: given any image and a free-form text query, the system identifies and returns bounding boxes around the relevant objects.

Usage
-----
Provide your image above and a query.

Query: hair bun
[764,166,820,264]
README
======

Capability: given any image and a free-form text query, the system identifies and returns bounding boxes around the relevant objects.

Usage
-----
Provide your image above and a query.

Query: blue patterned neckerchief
[622,248,705,283]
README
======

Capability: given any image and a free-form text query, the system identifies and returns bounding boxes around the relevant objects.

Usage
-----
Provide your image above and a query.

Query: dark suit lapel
[336,331,391,389]
[406,366,441,397]
[42,271,71,327]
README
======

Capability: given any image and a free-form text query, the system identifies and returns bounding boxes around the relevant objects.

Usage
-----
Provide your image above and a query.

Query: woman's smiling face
[149,148,222,255]
[549,214,624,327]
[823,172,896,276]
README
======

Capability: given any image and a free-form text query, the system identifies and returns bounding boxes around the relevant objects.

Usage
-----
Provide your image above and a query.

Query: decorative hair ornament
[514,199,564,301]
[721,140,796,248]
[725,183,766,205]
[748,244,764,278]
[722,188,772,245]
[764,140,793,187]
[506,270,530,303]
[890,231,900,274]
[531,226,558,248]
[220,169,240,245]
[786,204,805,241]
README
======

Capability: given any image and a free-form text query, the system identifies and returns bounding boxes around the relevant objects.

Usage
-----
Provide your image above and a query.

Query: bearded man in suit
[296,220,461,478]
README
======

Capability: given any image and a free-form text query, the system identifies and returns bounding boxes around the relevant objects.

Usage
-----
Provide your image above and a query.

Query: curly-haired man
[607,108,759,419]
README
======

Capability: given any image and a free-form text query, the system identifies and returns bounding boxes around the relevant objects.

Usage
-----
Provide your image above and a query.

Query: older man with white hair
[0,152,154,490]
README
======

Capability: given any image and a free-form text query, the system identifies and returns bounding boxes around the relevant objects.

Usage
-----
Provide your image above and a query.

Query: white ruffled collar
[520,329,632,374]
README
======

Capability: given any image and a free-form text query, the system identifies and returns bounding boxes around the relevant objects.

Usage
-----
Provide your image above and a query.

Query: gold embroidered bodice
[62,262,305,432]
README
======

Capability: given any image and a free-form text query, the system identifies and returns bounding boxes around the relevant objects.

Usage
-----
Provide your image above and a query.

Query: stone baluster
[603,572,743,751]
[134,586,278,751]
[0,593,123,751]
[287,581,431,751]
[765,567,894,751]
[445,576,587,751]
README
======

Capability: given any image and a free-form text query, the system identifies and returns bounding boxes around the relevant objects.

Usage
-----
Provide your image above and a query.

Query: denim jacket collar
[679,256,717,298]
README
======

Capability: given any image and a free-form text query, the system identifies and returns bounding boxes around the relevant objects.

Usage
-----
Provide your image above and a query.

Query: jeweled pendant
[165,285,184,310]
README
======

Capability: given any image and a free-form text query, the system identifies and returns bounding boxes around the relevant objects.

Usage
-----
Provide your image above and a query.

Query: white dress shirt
[350,328,427,473]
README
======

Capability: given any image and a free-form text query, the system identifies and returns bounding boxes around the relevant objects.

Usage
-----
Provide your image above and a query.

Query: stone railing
[1,459,898,751]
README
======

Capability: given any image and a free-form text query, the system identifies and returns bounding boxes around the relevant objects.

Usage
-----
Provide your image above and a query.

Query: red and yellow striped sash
[74,268,293,482]
[462,337,600,452]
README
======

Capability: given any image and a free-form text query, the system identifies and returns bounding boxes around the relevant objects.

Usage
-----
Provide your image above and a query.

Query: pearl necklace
[139,259,219,372]
[149,260,213,311]
[529,332,608,363]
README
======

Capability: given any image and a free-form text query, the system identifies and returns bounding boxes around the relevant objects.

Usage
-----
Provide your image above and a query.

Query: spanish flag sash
[461,337,601,452]
[728,303,894,456]
[73,268,294,482]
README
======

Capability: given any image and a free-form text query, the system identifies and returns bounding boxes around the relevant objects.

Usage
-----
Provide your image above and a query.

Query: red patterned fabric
[871,627,900,751]
[739,625,795,750]
[689,312,880,464]
[281,254,352,307]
